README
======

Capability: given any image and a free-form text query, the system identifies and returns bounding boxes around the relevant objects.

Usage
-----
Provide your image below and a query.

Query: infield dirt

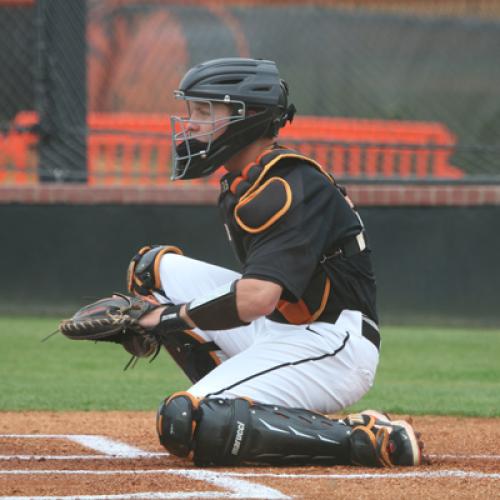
[1,412,499,499]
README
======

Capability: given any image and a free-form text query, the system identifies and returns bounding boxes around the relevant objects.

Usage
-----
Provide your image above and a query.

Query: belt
[362,316,380,350]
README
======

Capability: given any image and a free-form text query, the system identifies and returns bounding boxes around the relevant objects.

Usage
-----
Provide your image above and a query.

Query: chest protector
[219,147,359,325]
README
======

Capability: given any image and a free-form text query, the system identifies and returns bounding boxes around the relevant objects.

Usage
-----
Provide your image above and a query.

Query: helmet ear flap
[266,103,296,137]
[268,80,295,136]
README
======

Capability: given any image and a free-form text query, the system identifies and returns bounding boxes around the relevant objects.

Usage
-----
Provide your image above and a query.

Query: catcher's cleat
[386,419,423,466]
[346,409,423,467]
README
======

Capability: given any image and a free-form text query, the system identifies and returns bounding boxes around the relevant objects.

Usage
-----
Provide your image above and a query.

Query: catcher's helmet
[170,58,296,180]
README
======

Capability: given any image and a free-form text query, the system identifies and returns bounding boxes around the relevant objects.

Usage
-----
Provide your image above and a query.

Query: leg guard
[161,330,221,383]
[157,393,352,466]
[345,410,423,467]
[128,246,223,382]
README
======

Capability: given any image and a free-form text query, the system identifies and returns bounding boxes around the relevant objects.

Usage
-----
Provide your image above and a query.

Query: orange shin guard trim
[165,391,201,408]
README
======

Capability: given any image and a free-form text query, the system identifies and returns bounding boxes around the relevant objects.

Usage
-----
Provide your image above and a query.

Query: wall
[2,188,499,326]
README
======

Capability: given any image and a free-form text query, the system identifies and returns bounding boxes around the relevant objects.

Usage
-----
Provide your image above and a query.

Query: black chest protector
[218,147,377,325]
[219,147,338,257]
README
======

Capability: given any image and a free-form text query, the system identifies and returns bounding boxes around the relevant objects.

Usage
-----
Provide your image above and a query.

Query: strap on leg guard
[158,396,353,466]
[349,418,392,467]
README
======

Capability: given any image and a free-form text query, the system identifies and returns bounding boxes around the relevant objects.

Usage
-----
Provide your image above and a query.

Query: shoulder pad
[234,176,292,233]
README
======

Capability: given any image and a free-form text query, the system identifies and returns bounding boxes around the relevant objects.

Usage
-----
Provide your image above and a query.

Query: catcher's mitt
[59,293,161,364]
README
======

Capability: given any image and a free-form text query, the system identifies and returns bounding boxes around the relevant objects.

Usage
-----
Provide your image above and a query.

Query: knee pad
[127,244,183,299]
[156,392,200,457]
[157,394,352,466]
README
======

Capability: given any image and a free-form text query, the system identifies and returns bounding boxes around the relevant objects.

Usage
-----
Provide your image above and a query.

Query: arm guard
[187,281,250,330]
[155,281,249,335]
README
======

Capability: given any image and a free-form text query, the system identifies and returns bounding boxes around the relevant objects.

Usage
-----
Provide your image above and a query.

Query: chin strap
[284,103,296,125]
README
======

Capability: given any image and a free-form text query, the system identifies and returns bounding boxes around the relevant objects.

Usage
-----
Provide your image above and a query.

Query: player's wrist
[154,304,192,334]
[136,305,161,329]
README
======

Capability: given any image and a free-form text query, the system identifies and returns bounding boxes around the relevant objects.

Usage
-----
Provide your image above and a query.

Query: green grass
[0,316,190,411]
[346,326,500,417]
[1,317,499,416]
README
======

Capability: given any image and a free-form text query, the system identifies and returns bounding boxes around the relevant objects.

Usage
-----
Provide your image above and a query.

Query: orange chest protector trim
[277,275,331,325]
[229,148,335,234]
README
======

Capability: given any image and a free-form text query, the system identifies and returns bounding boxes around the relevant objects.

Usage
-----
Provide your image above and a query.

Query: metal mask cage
[170,94,246,179]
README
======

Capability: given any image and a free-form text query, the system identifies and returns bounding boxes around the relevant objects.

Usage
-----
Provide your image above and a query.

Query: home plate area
[0,412,499,499]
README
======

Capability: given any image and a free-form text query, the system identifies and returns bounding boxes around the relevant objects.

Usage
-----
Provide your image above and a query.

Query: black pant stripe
[206,332,350,398]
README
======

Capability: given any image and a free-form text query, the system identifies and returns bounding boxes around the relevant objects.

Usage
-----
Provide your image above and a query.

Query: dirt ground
[0,411,499,499]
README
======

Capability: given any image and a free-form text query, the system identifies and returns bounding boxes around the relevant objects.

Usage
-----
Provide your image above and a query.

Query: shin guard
[157,394,352,466]
[193,398,352,466]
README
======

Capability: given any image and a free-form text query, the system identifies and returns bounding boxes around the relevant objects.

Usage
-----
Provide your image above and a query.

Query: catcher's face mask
[170,93,246,180]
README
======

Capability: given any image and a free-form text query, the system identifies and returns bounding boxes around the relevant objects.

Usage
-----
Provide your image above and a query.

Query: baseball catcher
[59,58,424,467]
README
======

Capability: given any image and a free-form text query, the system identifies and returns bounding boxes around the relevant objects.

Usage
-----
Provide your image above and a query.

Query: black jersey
[218,148,378,325]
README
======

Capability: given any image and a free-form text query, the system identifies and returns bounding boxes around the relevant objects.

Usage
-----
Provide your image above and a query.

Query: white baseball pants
[155,253,379,414]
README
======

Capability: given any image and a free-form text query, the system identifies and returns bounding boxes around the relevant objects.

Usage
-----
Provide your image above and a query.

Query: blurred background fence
[1,0,500,185]
[2,0,500,324]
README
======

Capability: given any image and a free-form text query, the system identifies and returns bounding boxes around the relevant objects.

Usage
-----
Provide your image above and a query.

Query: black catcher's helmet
[170,58,296,180]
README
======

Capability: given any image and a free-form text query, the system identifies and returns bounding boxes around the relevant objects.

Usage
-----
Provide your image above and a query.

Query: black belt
[362,318,380,350]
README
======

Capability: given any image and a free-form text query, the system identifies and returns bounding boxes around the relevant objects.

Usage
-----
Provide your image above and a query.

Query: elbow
[255,296,279,317]
[252,288,281,317]
[236,278,282,321]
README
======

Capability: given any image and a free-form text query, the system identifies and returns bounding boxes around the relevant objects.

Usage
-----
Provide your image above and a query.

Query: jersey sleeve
[240,163,355,300]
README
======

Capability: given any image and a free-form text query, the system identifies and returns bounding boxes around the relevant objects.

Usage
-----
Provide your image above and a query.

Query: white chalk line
[1,453,498,462]
[1,468,500,481]
[0,434,160,458]
[2,434,500,499]
[0,495,279,500]
[430,453,500,460]
[0,435,287,499]
[224,470,500,480]
[0,454,169,461]
[0,469,289,500]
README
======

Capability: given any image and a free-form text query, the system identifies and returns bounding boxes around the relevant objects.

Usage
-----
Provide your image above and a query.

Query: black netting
[1,0,500,184]
[0,3,34,126]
